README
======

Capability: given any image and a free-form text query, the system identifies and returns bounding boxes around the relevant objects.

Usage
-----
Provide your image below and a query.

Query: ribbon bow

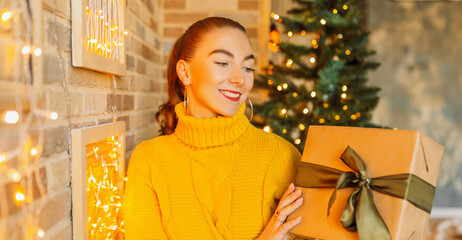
[296,146,435,240]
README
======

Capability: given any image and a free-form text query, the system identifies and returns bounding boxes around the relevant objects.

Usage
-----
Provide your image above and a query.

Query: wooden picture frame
[71,122,126,239]
[72,0,126,76]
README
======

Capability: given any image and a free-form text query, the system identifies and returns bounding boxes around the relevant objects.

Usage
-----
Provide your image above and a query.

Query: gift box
[287,126,444,240]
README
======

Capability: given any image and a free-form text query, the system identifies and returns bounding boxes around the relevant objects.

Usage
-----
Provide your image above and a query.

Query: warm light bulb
[37,229,45,238]
[273,13,280,20]
[342,85,347,92]
[319,118,325,124]
[343,4,348,10]
[299,124,305,130]
[15,192,25,201]
[4,110,19,124]
[303,108,309,114]
[123,31,128,35]
[263,125,271,132]
[343,105,348,110]
[287,31,293,37]
[0,153,7,163]
[333,9,338,14]
[310,57,316,63]
[295,139,301,145]
[268,80,273,85]
[311,91,316,97]
[351,115,357,120]
[1,10,12,22]
[301,30,306,35]
[282,129,287,134]
[30,148,38,156]
[323,102,329,108]
[345,50,351,55]
[49,112,58,120]
[281,109,287,115]
[333,55,339,61]
[22,46,31,55]
[338,33,343,39]
[286,59,293,67]
[320,19,326,25]
[341,93,347,99]
[282,83,288,89]
[293,92,298,97]
[277,85,283,91]
[311,39,317,45]
[335,115,340,120]
[34,48,42,56]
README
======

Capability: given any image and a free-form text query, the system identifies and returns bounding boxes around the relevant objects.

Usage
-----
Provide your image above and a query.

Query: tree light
[343,105,348,110]
[277,85,283,91]
[0,153,7,163]
[282,83,288,89]
[341,93,347,99]
[311,39,317,45]
[272,13,280,20]
[345,50,351,55]
[335,115,340,120]
[299,124,305,130]
[34,48,42,56]
[4,110,19,124]
[15,191,25,201]
[282,129,287,134]
[311,91,316,97]
[263,125,271,132]
[310,57,316,63]
[1,10,12,22]
[37,229,45,238]
[287,31,293,37]
[333,9,338,14]
[295,139,301,145]
[319,118,325,124]
[342,85,348,92]
[9,169,21,182]
[49,112,58,120]
[303,108,309,114]
[281,109,287,115]
[343,4,348,10]
[30,148,38,156]
[320,19,326,25]
[286,59,293,67]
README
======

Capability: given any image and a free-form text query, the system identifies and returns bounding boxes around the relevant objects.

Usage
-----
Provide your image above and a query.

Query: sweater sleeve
[262,135,302,224]
[123,143,168,240]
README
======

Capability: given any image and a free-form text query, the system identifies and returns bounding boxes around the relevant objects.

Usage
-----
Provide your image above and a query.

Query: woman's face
[177,27,255,119]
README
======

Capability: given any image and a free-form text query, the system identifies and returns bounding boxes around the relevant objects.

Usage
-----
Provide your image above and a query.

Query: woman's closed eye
[215,62,255,73]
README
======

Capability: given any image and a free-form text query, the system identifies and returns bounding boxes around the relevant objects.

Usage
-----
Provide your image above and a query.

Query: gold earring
[248,98,253,122]
[184,86,189,115]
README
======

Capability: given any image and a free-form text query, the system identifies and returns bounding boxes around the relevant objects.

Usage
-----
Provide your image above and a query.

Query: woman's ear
[176,60,191,86]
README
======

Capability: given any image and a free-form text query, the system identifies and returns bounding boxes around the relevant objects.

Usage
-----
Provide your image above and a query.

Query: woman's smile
[219,89,241,101]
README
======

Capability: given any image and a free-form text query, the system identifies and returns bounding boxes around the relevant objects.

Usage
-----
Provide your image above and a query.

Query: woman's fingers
[278,187,302,211]
[277,195,303,220]
[280,182,295,200]
[278,216,302,234]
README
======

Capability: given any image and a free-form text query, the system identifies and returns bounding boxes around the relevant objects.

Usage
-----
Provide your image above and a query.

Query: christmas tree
[252,0,383,153]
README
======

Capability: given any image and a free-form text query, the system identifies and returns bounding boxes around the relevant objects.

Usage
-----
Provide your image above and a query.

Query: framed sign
[71,122,126,239]
[72,0,126,76]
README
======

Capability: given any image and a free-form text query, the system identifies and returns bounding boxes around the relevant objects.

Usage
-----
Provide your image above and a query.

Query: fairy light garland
[86,136,125,238]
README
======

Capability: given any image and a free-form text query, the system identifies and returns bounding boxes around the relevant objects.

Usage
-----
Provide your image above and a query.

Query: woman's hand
[256,182,303,240]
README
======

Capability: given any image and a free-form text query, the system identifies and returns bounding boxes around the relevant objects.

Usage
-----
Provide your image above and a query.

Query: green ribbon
[296,146,435,240]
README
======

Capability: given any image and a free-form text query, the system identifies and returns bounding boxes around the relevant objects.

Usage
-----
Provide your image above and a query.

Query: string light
[345,50,351,55]
[319,118,325,124]
[272,13,280,20]
[338,33,343,39]
[34,48,42,56]
[277,85,283,91]
[30,148,38,156]
[343,105,348,110]
[342,85,348,92]
[311,39,317,45]
[281,108,287,115]
[341,93,347,99]
[294,139,301,145]
[301,30,306,35]
[320,19,326,25]
[335,115,340,120]
[287,31,293,37]
[263,125,271,132]
[311,91,316,97]
[37,229,45,238]
[15,191,25,202]
[310,57,316,63]
[282,83,288,89]
[343,4,348,10]
[21,46,31,55]
[1,10,12,22]
[299,124,305,130]
[0,153,7,163]
[303,108,309,114]
[4,110,19,124]
[292,92,298,97]
[268,80,273,85]
[323,103,329,108]
[333,55,339,61]
[333,9,338,14]
[286,59,293,67]
[351,115,357,120]
[282,129,287,134]
[8,169,21,182]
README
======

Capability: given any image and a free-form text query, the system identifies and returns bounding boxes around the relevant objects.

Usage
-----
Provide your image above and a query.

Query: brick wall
[0,0,270,239]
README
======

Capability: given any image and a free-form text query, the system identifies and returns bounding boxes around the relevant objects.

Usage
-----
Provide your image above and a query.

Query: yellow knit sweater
[123,102,303,240]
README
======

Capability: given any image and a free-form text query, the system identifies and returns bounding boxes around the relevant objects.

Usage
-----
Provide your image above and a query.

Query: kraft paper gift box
[287,126,444,240]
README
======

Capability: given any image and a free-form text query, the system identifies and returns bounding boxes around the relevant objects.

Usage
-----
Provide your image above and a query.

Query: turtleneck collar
[174,102,250,148]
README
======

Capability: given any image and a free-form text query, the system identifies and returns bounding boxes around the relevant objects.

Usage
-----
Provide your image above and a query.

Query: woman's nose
[229,64,244,85]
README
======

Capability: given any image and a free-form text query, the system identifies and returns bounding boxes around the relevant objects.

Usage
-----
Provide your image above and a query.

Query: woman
[123,16,304,240]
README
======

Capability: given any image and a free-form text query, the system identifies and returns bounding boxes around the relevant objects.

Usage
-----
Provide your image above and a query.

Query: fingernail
[297,216,302,221]
[296,189,302,194]
[290,183,294,189]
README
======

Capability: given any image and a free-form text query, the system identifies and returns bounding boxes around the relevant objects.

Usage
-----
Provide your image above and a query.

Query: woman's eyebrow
[209,49,255,61]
